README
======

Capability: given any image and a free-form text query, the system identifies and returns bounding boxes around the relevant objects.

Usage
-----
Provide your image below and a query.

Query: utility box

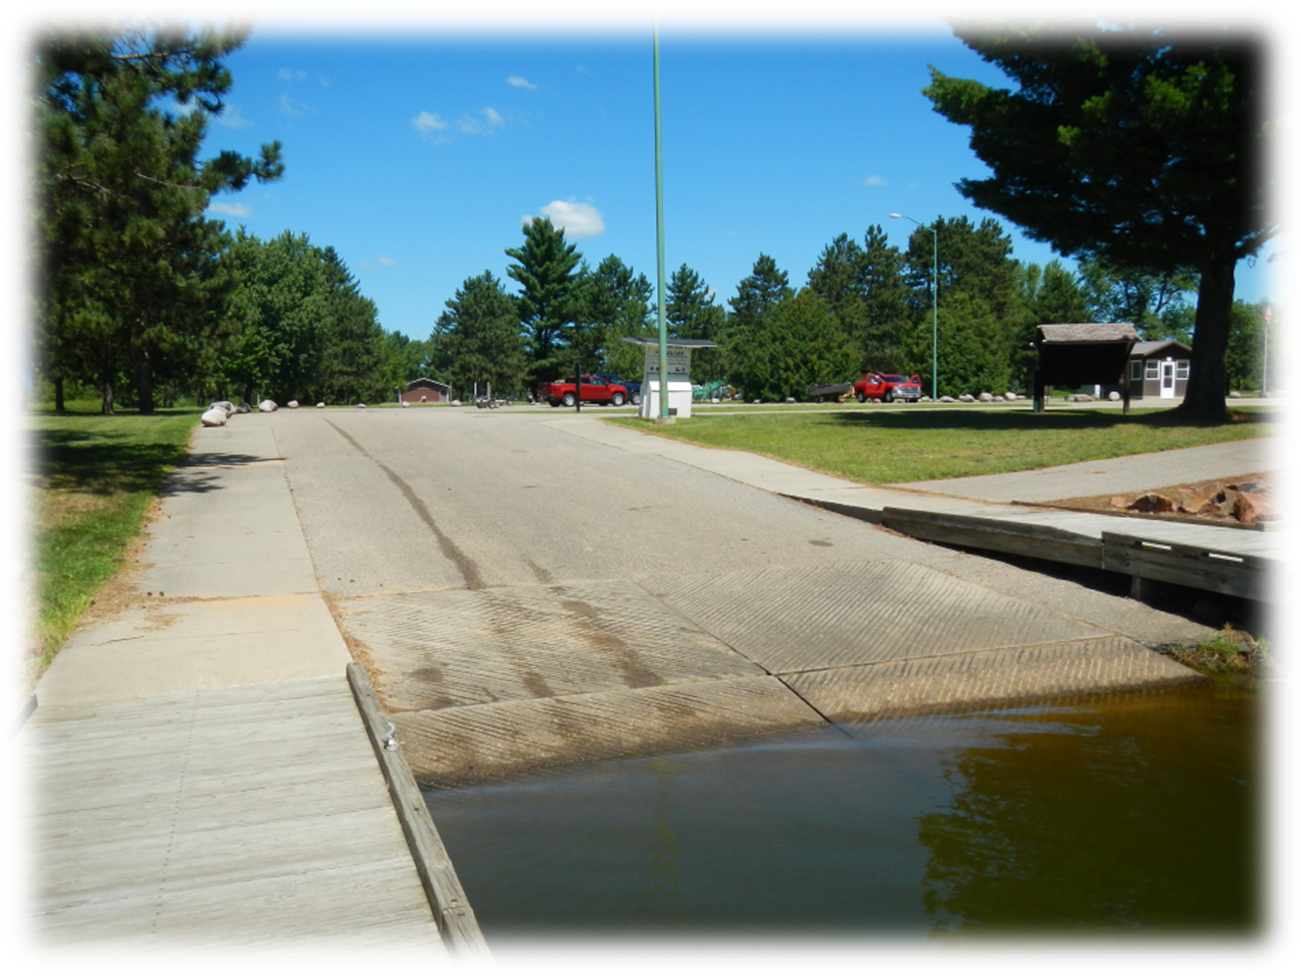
[622,337,717,420]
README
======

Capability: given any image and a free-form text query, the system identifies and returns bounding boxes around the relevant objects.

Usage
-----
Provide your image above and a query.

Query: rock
[357,403,366,409]
[1196,489,1236,517]
[420,395,428,402]
[210,400,234,416]
[940,395,955,403]
[1110,496,1128,509]
[1233,491,1278,525]
[1073,393,1093,402]
[785,397,796,403]
[452,399,462,406]
[401,401,410,408]
[959,393,976,403]
[978,392,994,402]
[752,400,762,404]
[258,399,277,412]
[200,407,228,427]
[1108,391,1121,401]
[1229,390,1242,398]
[1127,493,1175,514]
[919,396,931,402]
[1004,392,1017,401]
[288,400,299,409]
[316,402,326,409]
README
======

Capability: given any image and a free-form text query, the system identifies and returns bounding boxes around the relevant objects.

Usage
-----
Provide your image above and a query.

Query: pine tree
[505,217,581,381]
[666,264,726,381]
[34,24,283,413]
[431,272,528,398]
[723,254,793,387]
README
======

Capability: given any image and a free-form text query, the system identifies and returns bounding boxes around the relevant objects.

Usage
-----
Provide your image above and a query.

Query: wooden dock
[875,504,1278,603]
[21,675,465,950]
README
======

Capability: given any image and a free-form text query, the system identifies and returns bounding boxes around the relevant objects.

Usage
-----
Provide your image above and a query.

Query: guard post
[622,337,717,421]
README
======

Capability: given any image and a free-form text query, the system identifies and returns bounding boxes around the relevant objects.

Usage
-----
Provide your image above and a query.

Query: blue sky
[185,11,1284,344]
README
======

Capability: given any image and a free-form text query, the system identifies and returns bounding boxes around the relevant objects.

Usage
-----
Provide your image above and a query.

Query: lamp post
[890,213,938,401]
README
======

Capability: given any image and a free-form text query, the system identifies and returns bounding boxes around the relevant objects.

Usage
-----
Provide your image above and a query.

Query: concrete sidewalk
[548,416,1277,519]
[22,423,459,951]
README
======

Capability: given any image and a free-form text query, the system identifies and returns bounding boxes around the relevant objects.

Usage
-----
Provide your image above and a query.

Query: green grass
[26,403,197,682]
[609,406,1275,484]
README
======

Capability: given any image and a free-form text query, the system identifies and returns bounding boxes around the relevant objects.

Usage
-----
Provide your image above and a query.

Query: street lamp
[890,213,938,401]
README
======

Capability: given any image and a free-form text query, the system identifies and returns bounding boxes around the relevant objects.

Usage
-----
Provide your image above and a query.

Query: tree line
[431,213,1277,403]
[34,24,1276,415]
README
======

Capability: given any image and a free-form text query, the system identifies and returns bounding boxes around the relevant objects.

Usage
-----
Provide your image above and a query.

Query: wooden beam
[1101,532,1272,602]
[347,663,491,959]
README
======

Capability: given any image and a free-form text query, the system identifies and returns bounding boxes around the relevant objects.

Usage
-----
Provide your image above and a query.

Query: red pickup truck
[537,374,629,408]
[854,373,922,403]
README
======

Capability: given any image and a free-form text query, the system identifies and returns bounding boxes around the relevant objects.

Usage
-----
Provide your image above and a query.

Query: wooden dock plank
[22,676,451,951]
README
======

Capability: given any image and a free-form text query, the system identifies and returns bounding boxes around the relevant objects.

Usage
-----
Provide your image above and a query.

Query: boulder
[1004,392,1017,401]
[357,403,367,409]
[1127,493,1175,514]
[978,392,994,402]
[452,399,462,406]
[1108,391,1121,401]
[785,397,796,404]
[200,407,228,427]
[1229,390,1243,398]
[401,401,410,408]
[316,402,326,409]
[258,399,277,412]
[1233,491,1278,525]
[959,393,976,403]
[210,400,234,416]
[1110,496,1128,509]
[288,400,299,409]
[235,402,251,414]
[1073,393,1094,402]
[940,395,955,403]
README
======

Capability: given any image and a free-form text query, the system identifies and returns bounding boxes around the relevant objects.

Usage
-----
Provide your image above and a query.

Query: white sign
[643,344,692,378]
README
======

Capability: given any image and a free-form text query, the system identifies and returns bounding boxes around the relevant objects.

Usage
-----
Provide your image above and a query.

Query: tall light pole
[652,22,670,423]
[891,213,938,401]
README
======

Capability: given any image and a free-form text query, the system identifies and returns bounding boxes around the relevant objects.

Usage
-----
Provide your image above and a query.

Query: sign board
[643,344,692,378]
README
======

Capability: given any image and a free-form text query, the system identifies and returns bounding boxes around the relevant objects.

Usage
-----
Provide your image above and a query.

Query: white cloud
[863,175,888,187]
[457,107,504,135]
[508,75,537,90]
[278,93,314,117]
[208,202,251,218]
[412,111,448,134]
[213,103,253,130]
[413,108,504,139]
[379,256,397,267]
[526,200,606,240]
[278,68,308,83]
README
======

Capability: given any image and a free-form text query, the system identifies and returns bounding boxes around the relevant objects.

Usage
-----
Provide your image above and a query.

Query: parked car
[536,374,629,407]
[593,372,641,406]
[854,372,923,403]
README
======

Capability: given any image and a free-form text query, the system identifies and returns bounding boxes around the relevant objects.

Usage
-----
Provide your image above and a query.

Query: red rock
[1233,491,1278,525]
[1127,493,1175,514]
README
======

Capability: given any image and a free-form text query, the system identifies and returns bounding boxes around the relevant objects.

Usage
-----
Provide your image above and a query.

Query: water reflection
[424,684,1259,937]
[918,688,1259,934]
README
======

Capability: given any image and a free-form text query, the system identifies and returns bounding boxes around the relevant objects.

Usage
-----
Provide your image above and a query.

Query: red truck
[853,373,923,403]
[537,374,629,408]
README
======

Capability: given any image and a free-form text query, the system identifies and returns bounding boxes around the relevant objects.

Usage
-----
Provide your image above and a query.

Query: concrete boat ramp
[22,411,1274,947]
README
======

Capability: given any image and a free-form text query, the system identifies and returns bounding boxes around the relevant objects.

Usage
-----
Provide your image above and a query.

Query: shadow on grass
[808,407,1273,433]
[33,429,193,495]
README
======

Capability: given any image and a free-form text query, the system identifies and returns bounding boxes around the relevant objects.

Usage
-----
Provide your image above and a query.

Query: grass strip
[26,402,197,682]
[609,406,1274,485]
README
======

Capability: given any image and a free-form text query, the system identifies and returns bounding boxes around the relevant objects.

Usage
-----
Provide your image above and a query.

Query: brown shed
[1127,340,1193,400]
[401,378,452,404]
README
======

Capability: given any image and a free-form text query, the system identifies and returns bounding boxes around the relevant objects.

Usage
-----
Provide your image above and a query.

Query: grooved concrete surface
[255,409,1215,785]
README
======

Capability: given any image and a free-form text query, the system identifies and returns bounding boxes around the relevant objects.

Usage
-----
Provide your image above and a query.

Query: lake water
[425,683,1260,940]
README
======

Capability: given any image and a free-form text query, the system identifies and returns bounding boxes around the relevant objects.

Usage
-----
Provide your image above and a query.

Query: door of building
[1160,360,1176,398]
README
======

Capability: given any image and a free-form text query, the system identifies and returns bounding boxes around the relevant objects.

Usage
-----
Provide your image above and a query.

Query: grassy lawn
[609,406,1275,484]
[25,402,197,683]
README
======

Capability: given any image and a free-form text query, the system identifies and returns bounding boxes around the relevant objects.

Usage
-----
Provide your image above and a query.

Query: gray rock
[1004,391,1018,401]
[1229,390,1242,398]
[316,402,326,409]
[401,401,410,408]
[258,399,277,412]
[235,402,251,414]
[978,392,994,402]
[287,400,299,409]
[940,395,955,403]
[210,400,234,416]
[200,407,227,427]
[959,393,976,403]
[1108,391,1121,401]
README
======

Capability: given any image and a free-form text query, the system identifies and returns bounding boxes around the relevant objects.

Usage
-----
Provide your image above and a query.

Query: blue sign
[3,333,32,393]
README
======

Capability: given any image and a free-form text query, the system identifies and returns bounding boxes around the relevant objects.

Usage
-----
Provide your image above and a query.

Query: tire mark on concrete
[324,419,485,590]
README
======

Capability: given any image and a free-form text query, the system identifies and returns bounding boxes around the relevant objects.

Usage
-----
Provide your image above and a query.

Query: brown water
[424,683,1260,938]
